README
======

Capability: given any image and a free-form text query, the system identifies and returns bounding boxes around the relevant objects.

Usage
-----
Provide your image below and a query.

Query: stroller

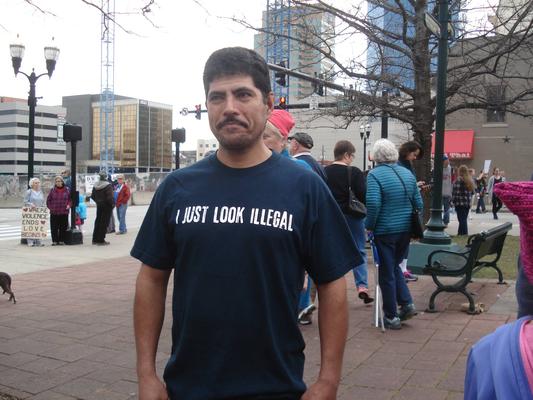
[368,232,385,332]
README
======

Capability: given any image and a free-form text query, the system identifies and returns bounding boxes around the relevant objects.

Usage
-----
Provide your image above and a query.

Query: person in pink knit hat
[464,180,533,400]
[493,181,533,317]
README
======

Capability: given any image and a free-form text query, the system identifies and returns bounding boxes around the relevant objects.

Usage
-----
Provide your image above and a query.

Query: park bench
[421,222,512,314]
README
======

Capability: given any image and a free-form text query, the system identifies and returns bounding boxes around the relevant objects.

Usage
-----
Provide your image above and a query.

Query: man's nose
[222,95,239,114]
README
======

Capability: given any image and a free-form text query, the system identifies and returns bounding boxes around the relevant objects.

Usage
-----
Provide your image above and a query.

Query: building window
[486,85,506,123]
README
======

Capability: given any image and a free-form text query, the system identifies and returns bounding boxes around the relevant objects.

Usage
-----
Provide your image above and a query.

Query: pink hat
[493,181,533,285]
[268,110,295,138]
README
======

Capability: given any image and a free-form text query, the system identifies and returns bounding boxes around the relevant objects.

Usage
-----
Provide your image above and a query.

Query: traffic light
[279,96,287,109]
[195,104,202,120]
[274,61,287,87]
[313,72,324,96]
[171,128,186,143]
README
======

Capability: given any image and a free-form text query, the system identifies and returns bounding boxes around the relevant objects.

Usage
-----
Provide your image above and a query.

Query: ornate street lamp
[360,123,371,171]
[9,37,60,180]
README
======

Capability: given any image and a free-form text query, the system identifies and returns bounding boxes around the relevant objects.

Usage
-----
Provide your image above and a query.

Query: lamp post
[381,90,388,139]
[407,0,456,274]
[360,124,371,171]
[62,124,83,245]
[422,0,451,245]
[9,39,60,180]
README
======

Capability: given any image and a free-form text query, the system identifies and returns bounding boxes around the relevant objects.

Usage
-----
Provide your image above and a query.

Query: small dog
[0,272,16,304]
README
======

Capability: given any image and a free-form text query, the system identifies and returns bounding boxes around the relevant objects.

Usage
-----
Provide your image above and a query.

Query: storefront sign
[448,152,472,159]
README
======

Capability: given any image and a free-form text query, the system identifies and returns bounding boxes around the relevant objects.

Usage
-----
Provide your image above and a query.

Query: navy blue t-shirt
[131,152,360,400]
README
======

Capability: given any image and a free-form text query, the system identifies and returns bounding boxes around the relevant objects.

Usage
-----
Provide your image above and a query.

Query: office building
[254,3,336,102]
[63,95,173,172]
[0,97,66,175]
[197,138,219,160]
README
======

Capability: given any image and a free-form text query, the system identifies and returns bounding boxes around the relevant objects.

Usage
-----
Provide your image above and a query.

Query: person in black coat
[90,171,114,245]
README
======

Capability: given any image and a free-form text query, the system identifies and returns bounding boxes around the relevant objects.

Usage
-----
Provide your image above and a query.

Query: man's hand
[301,378,338,400]
[138,374,169,400]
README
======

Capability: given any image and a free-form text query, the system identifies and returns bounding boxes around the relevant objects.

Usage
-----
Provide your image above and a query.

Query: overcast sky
[1,0,494,151]
[1,0,269,150]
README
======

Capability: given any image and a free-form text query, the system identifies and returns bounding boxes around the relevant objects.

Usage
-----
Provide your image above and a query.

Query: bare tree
[228,0,533,184]
[16,0,160,34]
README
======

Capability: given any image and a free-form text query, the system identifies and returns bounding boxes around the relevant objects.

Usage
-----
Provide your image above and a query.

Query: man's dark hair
[333,140,356,160]
[398,140,423,161]
[203,47,271,102]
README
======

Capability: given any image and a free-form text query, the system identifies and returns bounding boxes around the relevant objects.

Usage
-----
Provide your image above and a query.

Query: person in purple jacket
[46,175,71,245]
[465,316,533,400]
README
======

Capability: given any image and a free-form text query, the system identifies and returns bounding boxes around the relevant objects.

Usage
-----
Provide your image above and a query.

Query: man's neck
[217,143,272,168]
[293,151,312,157]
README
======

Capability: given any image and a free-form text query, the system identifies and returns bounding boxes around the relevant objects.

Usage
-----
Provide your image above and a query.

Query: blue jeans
[299,276,311,311]
[374,232,413,319]
[344,214,368,289]
[456,206,469,235]
[116,204,128,233]
[442,196,451,225]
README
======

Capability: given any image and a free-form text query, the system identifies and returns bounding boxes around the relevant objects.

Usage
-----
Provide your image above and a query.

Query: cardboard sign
[85,175,99,195]
[21,206,49,239]
[483,160,492,174]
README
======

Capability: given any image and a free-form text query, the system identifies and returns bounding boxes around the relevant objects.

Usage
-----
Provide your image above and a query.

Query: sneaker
[298,313,313,325]
[383,316,402,330]
[398,303,417,321]
[298,303,316,325]
[298,303,316,318]
[357,287,374,304]
[403,271,418,282]
[95,241,110,246]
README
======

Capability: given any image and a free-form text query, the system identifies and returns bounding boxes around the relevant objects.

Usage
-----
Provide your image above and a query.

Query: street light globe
[44,39,60,78]
[9,42,25,75]
[9,43,25,58]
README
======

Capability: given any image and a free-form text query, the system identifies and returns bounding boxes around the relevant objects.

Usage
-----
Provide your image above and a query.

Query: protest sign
[21,206,48,239]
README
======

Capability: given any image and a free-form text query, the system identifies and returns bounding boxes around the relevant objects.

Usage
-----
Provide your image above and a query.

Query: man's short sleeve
[130,181,176,270]
[303,179,361,284]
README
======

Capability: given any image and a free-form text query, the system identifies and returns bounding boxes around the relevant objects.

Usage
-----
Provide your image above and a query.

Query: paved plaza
[0,207,520,399]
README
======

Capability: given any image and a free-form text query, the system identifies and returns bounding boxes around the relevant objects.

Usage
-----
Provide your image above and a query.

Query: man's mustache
[216,117,248,130]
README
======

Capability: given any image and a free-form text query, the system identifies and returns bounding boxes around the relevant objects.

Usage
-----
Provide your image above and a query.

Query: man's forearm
[134,264,171,378]
[316,277,348,386]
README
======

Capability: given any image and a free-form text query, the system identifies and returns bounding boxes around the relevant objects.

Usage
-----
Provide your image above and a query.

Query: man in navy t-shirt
[131,47,360,400]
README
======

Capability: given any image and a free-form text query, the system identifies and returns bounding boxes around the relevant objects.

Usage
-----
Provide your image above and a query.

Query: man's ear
[266,92,274,115]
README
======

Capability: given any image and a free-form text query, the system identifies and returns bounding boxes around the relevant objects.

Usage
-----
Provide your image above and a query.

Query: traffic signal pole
[267,63,345,93]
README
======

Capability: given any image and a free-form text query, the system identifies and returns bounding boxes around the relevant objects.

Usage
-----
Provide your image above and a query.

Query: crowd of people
[133,46,515,400]
[22,169,130,247]
[13,46,532,399]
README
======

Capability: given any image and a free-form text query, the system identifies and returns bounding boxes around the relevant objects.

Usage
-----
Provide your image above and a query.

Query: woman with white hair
[23,177,45,247]
[366,139,423,330]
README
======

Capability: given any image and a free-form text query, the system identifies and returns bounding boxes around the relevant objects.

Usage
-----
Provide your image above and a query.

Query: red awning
[431,130,474,159]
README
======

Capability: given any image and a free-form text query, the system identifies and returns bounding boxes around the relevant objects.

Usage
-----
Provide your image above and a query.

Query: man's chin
[216,135,260,152]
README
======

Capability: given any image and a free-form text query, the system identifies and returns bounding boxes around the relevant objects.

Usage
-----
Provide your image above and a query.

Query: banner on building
[21,207,49,239]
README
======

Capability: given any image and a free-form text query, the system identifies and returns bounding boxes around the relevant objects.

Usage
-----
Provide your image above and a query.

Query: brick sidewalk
[0,257,515,399]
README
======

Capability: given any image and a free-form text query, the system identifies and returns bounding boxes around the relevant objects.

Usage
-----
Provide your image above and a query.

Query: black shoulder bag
[387,165,424,239]
[347,166,367,218]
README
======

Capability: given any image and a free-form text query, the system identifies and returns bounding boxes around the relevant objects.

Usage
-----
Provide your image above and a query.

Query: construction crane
[99,0,115,175]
